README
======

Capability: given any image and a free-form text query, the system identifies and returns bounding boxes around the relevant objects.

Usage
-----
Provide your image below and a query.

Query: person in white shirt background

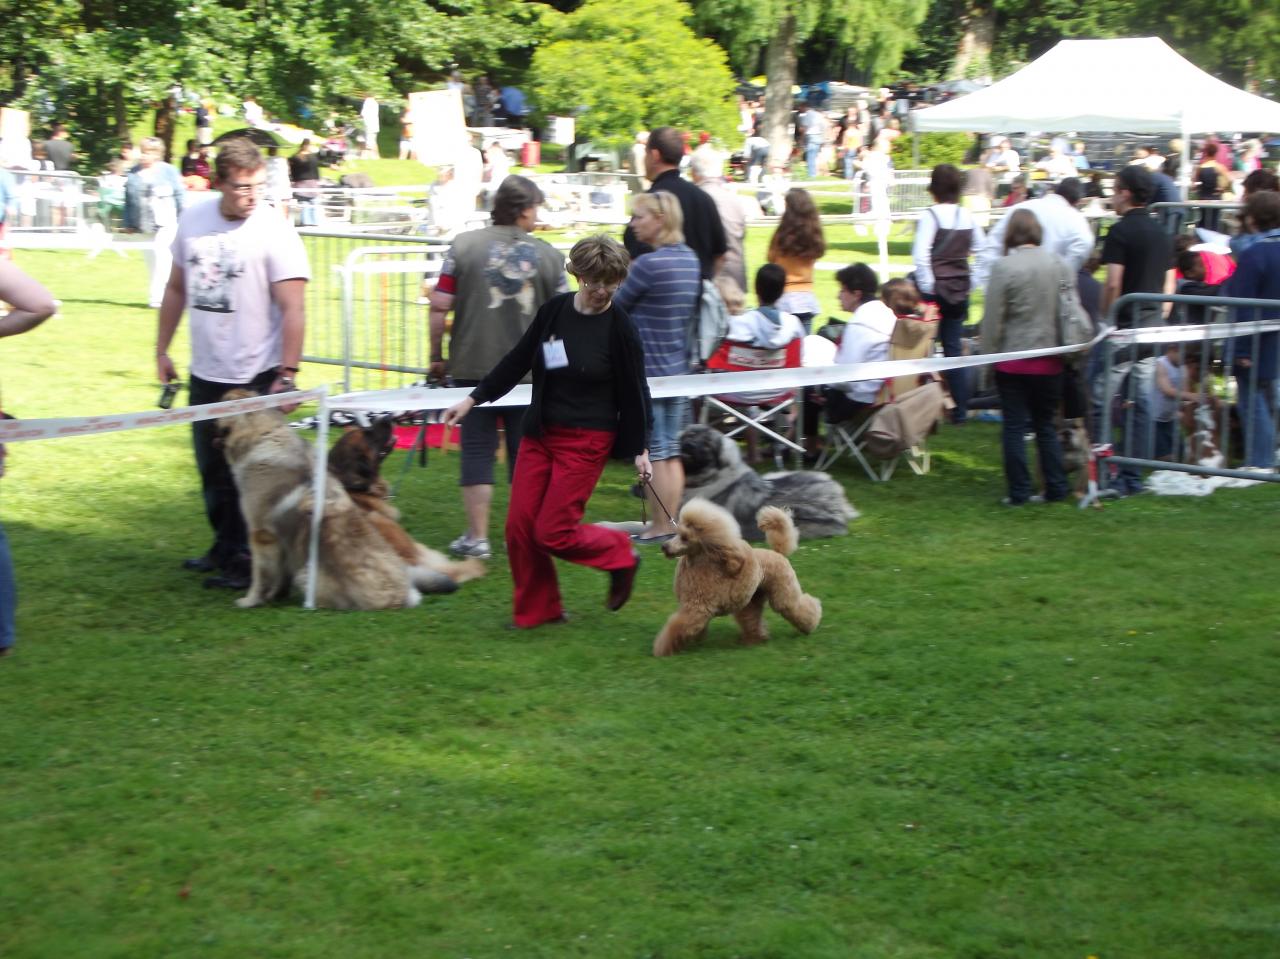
[973,177,1094,290]
[823,263,896,423]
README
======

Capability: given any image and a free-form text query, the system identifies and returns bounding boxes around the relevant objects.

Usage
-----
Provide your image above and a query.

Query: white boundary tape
[0,387,327,443]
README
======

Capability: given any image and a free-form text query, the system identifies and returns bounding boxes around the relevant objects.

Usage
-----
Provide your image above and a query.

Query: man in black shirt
[43,122,74,171]
[623,126,727,281]
[1093,165,1174,495]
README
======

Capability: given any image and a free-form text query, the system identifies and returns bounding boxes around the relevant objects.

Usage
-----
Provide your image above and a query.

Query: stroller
[318,124,355,167]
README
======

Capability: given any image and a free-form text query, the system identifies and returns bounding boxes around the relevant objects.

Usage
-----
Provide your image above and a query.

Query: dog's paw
[235,595,263,609]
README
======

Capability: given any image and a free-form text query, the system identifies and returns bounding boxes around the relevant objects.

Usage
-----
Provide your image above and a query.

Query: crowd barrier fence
[1096,293,1280,491]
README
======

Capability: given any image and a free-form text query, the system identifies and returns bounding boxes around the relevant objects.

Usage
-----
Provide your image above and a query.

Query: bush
[891,131,973,169]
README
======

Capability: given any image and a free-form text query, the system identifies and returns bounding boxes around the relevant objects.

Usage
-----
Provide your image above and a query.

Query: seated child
[1152,342,1208,461]
[725,264,806,348]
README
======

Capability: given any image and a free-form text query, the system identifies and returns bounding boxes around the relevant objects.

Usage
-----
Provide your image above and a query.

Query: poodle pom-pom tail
[756,505,798,555]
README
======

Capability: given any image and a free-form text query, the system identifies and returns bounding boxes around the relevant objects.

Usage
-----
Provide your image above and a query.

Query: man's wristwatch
[277,365,298,390]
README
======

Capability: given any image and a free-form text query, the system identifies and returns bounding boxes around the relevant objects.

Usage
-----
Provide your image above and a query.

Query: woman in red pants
[442,235,653,628]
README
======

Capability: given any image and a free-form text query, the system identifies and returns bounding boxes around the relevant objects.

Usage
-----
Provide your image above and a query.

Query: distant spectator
[623,126,727,281]
[913,163,984,423]
[265,145,292,218]
[825,263,895,422]
[124,136,186,309]
[1095,163,1175,495]
[43,122,74,171]
[196,98,215,146]
[690,147,747,293]
[180,139,211,188]
[795,103,825,179]
[288,139,321,227]
[1222,189,1280,468]
[361,95,380,159]
[976,177,1094,289]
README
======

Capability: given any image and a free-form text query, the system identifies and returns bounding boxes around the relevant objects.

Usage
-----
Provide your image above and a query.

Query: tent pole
[1180,119,1191,201]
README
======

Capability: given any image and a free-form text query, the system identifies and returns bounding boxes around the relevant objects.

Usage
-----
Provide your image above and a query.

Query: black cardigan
[468,292,654,458]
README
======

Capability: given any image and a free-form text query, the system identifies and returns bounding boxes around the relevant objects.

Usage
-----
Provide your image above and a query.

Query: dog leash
[638,476,677,528]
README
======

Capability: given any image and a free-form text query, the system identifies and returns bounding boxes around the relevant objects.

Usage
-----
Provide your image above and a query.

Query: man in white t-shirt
[155,137,311,589]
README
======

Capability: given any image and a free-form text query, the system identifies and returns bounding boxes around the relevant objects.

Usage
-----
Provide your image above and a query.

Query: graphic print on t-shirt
[484,238,540,313]
[186,233,246,314]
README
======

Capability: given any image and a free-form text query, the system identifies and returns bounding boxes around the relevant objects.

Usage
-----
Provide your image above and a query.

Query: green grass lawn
[1,249,1277,958]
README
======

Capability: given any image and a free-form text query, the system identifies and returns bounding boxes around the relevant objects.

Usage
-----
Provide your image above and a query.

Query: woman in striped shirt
[614,192,701,543]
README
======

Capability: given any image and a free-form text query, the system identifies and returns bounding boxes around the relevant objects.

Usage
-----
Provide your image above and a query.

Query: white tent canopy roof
[912,37,1280,135]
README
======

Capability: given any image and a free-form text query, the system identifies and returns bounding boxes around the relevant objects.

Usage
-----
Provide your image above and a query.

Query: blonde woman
[124,137,186,308]
[613,191,701,542]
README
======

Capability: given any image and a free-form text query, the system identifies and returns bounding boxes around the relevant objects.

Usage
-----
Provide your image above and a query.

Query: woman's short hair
[491,175,544,227]
[1245,189,1280,233]
[566,235,630,287]
[631,191,685,246]
[928,164,963,204]
[139,137,165,159]
[835,262,879,300]
[214,138,265,181]
[754,263,785,305]
[1003,208,1044,253]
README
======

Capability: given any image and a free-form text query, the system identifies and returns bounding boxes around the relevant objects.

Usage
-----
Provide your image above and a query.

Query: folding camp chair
[701,337,805,466]
[816,313,947,481]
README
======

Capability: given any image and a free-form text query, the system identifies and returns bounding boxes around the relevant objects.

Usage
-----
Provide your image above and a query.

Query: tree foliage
[690,0,930,84]
[901,0,1279,90]
[1,0,546,166]
[529,0,739,148]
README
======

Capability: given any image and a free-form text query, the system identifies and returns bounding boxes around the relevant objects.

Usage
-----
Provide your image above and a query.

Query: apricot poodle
[654,498,822,657]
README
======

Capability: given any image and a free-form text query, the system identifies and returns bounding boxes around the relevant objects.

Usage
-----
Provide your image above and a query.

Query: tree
[901,0,1278,90]
[688,0,929,166]
[530,0,739,149]
[2,0,546,167]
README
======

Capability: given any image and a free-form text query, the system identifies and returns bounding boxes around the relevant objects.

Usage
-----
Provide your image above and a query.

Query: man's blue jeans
[804,139,821,179]
[0,520,16,651]
[1235,374,1277,468]
[1090,349,1156,493]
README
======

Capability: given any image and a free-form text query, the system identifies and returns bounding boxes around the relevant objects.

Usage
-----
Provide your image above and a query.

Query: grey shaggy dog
[678,425,859,540]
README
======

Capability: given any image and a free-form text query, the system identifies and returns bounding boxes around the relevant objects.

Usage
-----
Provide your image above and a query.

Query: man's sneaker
[448,534,492,560]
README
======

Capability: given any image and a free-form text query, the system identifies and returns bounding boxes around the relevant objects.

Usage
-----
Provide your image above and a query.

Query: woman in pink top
[979,209,1070,505]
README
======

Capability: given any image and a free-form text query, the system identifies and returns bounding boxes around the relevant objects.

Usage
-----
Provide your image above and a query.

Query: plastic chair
[701,337,805,465]
[816,313,946,480]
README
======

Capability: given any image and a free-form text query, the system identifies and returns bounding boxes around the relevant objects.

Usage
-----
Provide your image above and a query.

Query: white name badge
[542,338,569,369]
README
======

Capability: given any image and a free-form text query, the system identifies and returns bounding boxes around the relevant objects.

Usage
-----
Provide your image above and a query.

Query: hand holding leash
[634,450,652,484]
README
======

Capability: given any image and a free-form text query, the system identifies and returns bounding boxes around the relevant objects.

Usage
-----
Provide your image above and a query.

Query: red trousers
[505,426,635,628]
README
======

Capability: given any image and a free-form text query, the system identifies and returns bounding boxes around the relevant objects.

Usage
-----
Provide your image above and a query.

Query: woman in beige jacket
[980,208,1071,506]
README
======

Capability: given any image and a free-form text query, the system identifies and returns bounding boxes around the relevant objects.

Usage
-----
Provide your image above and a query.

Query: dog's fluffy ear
[221,387,259,402]
[368,417,395,458]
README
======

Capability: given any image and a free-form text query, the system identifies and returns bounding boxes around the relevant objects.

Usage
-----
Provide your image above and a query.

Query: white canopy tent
[911,37,1280,193]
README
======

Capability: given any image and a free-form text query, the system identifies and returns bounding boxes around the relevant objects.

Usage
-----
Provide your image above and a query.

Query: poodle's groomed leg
[768,575,822,635]
[654,608,714,657]
[734,591,770,646]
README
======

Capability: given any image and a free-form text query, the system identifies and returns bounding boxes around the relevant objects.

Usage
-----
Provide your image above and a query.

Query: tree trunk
[951,5,995,80]
[113,84,130,141]
[154,95,176,161]
[763,12,797,172]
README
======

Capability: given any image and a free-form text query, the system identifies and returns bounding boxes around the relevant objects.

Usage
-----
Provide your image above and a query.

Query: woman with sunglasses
[442,235,652,629]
